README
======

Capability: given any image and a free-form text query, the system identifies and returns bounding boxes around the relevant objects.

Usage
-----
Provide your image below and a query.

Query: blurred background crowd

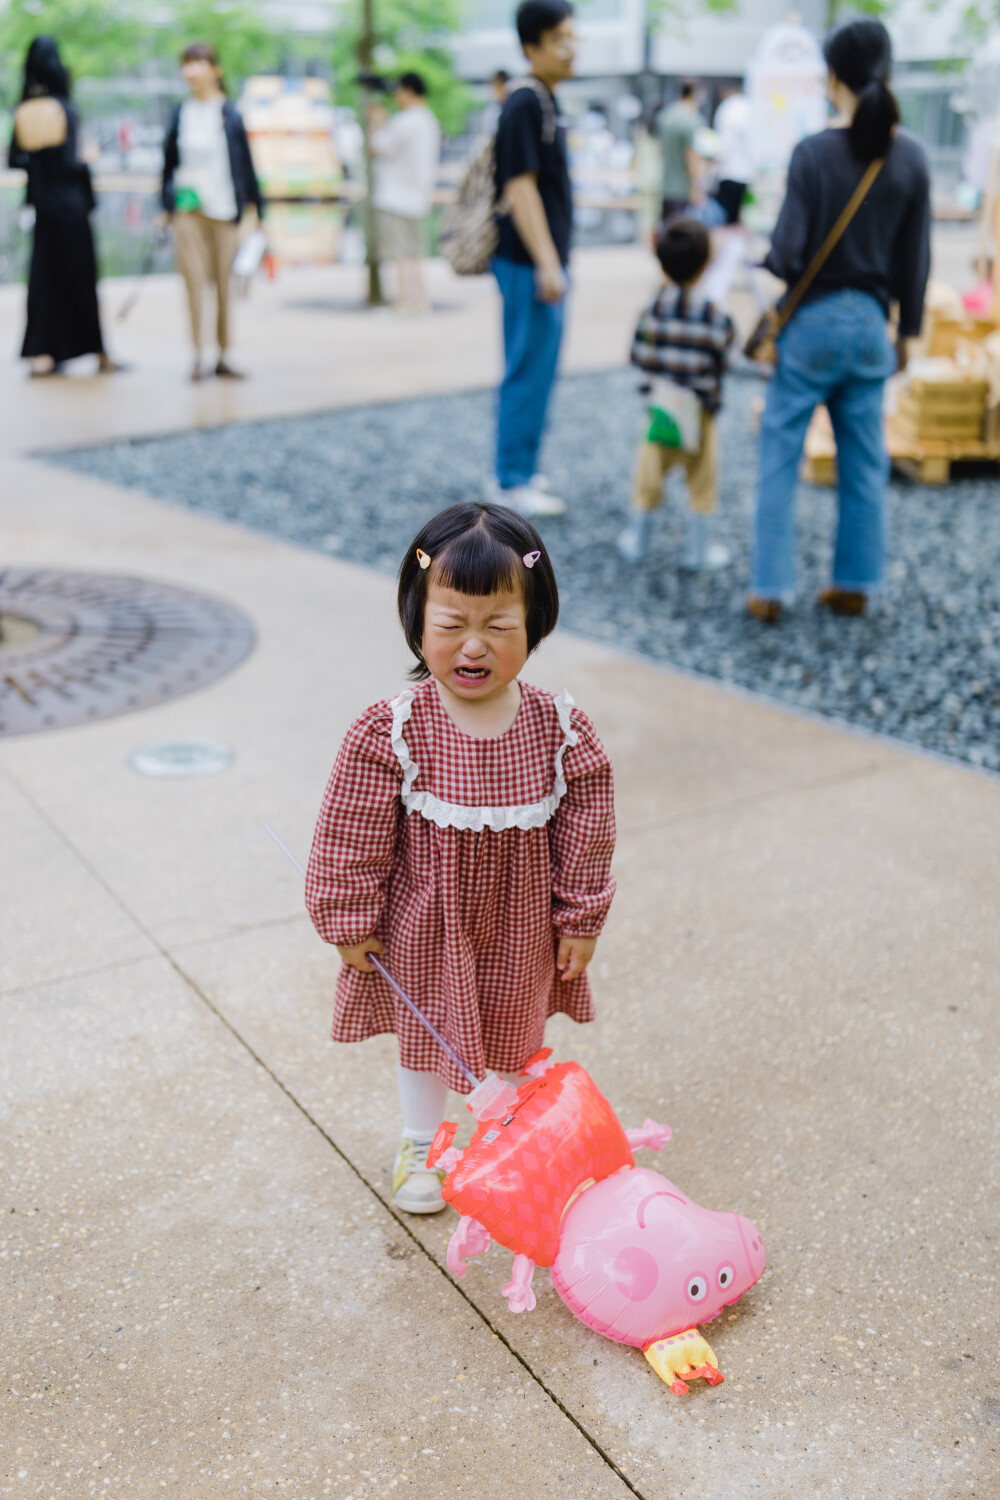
[0,0,998,294]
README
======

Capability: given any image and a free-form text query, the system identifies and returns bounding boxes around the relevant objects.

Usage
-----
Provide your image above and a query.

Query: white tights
[396,1065,449,1144]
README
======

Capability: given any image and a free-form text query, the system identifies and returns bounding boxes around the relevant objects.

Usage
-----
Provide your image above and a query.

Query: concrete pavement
[2,248,998,1499]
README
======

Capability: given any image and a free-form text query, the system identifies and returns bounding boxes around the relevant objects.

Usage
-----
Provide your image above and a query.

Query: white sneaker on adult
[500,483,567,518]
[392,1136,447,1215]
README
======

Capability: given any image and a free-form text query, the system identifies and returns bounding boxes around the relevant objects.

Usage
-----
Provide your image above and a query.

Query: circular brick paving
[0,569,255,737]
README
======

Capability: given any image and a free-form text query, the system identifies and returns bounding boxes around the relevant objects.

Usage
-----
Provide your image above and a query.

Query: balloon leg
[447,1216,490,1278]
[501,1254,537,1313]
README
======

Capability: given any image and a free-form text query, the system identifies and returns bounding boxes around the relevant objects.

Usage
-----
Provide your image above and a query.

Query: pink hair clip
[522,550,541,569]
[416,549,432,570]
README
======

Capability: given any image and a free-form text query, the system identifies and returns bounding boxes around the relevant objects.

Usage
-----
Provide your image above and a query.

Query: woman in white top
[369,71,441,314]
[162,43,263,381]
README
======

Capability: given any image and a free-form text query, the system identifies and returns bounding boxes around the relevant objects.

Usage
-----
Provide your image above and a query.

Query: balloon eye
[686,1275,708,1303]
[717,1265,735,1290]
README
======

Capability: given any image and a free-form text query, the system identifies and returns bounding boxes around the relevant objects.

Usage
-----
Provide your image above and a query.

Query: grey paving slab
[0,955,637,1499]
[0,768,156,996]
[171,743,1000,1499]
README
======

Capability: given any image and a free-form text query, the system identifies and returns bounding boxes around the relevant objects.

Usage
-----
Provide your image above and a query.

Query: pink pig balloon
[436,1054,766,1393]
[551,1166,766,1348]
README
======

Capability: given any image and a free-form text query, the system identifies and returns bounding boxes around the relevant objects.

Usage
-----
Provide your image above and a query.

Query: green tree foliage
[160,1,298,85]
[0,0,147,95]
[824,0,897,27]
[0,0,328,104]
[332,0,474,136]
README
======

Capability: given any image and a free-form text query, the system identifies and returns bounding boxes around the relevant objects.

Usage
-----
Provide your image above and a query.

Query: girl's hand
[556,935,597,982]
[337,937,385,973]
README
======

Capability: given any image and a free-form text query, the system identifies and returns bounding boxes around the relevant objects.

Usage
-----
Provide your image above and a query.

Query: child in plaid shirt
[618,218,735,567]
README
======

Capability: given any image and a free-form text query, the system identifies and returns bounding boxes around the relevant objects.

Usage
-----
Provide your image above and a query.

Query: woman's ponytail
[824,17,899,163]
[848,76,899,162]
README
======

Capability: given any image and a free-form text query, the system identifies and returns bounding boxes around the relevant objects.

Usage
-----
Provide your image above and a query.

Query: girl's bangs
[434,526,523,598]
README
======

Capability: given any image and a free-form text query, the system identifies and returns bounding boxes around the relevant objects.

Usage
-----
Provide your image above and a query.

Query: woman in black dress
[8,36,120,375]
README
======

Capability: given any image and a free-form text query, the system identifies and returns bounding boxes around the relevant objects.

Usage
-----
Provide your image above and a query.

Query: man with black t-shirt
[488,0,576,518]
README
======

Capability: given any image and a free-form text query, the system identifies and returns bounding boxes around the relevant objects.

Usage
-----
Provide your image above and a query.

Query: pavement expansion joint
[2,762,651,1498]
[0,942,161,1002]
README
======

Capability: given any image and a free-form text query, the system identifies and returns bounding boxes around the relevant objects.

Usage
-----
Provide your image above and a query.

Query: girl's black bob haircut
[398,503,559,680]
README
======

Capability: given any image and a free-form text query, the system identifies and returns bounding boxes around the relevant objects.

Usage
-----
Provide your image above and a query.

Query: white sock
[397,1064,448,1145]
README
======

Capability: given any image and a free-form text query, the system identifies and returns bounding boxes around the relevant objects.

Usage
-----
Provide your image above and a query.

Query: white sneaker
[500,483,566,518]
[392,1136,447,1215]
[483,474,555,502]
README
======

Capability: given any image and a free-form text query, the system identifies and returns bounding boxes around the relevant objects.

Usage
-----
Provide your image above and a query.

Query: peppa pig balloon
[429,1049,765,1394]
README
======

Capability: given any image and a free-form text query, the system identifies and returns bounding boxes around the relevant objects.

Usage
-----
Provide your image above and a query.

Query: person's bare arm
[505,172,566,302]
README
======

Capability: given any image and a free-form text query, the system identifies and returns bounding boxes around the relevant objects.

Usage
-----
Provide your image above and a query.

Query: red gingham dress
[306,679,616,1094]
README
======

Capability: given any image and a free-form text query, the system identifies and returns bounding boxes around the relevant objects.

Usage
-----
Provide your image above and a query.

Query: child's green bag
[646,376,702,454]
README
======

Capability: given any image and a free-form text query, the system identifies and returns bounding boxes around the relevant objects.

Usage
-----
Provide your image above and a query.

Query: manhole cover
[0,569,255,737]
[130,738,234,778]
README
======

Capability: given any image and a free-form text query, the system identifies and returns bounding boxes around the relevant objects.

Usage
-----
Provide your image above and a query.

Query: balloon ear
[522,550,541,569]
[416,549,432,570]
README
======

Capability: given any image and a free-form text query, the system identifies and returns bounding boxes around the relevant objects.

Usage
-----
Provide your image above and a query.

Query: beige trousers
[173,211,239,356]
[632,408,718,516]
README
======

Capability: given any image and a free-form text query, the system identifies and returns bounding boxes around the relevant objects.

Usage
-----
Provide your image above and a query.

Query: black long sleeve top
[764,126,931,338]
[8,98,94,221]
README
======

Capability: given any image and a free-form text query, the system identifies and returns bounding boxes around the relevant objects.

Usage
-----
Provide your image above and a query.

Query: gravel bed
[50,371,1000,773]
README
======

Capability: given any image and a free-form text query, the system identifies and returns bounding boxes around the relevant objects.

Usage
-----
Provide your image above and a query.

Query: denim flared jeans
[493,256,566,490]
[752,289,898,600]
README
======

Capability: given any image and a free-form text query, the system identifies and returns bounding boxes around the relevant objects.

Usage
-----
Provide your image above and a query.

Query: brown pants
[173,211,239,356]
[632,408,717,516]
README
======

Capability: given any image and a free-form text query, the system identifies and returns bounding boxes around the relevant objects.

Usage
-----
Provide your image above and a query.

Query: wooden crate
[894,402,983,443]
[802,405,1000,485]
[927,318,999,358]
[802,405,837,484]
[885,415,1000,483]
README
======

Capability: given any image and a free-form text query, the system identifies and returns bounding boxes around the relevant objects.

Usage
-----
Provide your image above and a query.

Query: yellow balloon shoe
[643,1328,725,1395]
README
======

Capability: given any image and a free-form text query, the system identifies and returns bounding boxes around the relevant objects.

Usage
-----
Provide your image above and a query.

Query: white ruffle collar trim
[388,686,578,833]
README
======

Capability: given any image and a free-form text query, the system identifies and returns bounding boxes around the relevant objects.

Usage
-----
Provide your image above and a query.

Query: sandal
[817,587,866,617]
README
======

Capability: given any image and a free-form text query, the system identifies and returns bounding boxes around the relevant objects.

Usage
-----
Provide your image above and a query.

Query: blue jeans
[753,289,897,599]
[493,256,566,489]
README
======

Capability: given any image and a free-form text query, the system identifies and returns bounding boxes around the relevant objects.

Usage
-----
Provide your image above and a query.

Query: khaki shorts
[375,209,426,260]
[633,407,718,515]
